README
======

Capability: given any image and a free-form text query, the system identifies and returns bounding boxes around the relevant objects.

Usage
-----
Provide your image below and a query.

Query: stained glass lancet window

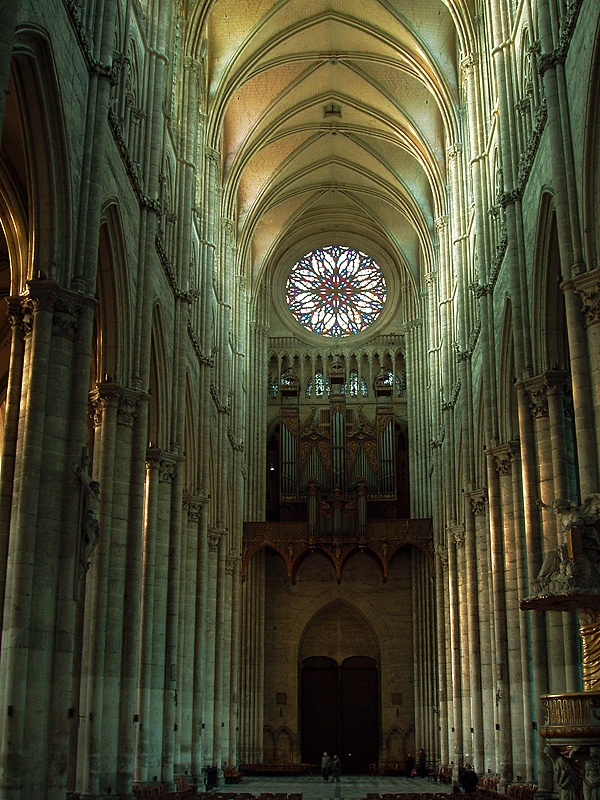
[306,371,329,397]
[286,246,386,336]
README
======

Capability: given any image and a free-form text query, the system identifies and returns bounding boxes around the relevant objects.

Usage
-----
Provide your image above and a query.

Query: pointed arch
[532,191,569,374]
[148,304,170,448]
[93,202,132,387]
[9,27,72,286]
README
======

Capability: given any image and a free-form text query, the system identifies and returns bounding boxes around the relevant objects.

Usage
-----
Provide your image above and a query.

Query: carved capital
[205,147,220,168]
[5,297,25,332]
[468,488,488,517]
[436,547,449,570]
[488,441,520,475]
[460,52,478,74]
[183,56,201,75]
[89,382,121,428]
[572,270,600,327]
[53,296,82,340]
[450,525,465,548]
[146,448,178,482]
[183,492,206,521]
[208,527,225,552]
[402,318,422,333]
[519,375,549,419]
[225,553,240,576]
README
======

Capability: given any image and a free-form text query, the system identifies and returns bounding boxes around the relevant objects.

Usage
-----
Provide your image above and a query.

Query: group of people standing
[321,753,341,782]
[404,749,428,778]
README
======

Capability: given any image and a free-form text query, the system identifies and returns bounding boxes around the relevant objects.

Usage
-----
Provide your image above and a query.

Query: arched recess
[299,600,380,773]
[532,193,578,497]
[582,8,600,269]
[183,375,196,493]
[0,30,70,479]
[8,29,72,285]
[92,204,131,388]
[474,375,486,487]
[498,298,519,444]
[147,305,170,449]
[532,194,569,374]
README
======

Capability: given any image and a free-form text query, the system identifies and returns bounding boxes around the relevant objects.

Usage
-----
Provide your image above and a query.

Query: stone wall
[262,547,416,763]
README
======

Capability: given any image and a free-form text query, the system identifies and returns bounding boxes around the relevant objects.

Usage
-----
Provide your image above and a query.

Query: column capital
[449,524,465,548]
[487,441,520,475]
[208,526,226,552]
[183,490,209,520]
[467,487,488,517]
[517,370,570,418]
[570,269,600,327]
[435,546,449,570]
[447,143,463,160]
[146,448,179,482]
[225,553,240,575]
[517,374,549,419]
[460,52,479,74]
[89,382,121,428]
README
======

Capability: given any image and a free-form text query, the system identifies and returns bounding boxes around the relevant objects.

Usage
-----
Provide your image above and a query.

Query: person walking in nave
[321,752,331,781]
[331,754,341,782]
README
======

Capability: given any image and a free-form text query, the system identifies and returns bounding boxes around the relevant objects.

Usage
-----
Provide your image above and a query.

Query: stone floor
[208,776,453,800]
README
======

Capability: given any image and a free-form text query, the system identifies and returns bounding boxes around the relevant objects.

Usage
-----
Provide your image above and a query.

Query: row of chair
[365,793,452,800]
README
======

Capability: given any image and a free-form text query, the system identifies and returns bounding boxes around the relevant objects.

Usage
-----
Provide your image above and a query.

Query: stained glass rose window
[285,246,386,337]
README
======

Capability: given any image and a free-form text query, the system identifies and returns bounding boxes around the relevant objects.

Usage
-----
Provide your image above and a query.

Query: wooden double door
[300,655,379,774]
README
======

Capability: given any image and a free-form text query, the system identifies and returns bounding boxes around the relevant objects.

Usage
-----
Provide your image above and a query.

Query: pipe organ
[271,358,405,508]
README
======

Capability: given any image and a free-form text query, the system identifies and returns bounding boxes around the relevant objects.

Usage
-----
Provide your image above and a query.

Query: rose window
[285,246,386,337]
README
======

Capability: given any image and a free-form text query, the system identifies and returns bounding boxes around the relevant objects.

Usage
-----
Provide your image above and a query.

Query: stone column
[463,498,483,772]
[116,392,149,798]
[495,442,526,780]
[545,373,580,693]
[212,532,228,770]
[77,382,120,798]
[161,454,184,790]
[455,527,472,763]
[486,448,512,784]
[191,501,209,786]
[572,271,600,471]
[228,555,241,766]
[470,490,495,773]
[202,528,223,766]
[521,375,568,691]
[433,547,447,761]
[0,286,56,799]
[0,300,25,648]
[515,384,552,793]
[178,495,202,776]
[447,528,463,770]
[134,452,157,783]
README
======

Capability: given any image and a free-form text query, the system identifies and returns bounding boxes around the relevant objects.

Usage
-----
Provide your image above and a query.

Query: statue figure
[544,744,578,800]
[582,747,600,800]
[75,464,100,572]
[531,496,600,595]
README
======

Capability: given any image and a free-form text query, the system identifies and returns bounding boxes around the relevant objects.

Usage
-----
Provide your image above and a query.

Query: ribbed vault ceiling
[186,0,472,299]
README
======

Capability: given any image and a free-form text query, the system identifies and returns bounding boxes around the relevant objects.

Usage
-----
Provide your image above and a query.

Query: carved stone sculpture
[530,495,600,597]
[75,464,100,572]
[582,747,600,800]
[544,744,578,800]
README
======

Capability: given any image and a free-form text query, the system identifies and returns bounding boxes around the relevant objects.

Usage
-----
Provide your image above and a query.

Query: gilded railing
[540,692,600,743]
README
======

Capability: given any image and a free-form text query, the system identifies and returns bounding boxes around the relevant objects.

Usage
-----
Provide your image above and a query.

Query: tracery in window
[306,371,329,397]
[286,246,386,337]
[347,370,368,397]
[268,373,278,397]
